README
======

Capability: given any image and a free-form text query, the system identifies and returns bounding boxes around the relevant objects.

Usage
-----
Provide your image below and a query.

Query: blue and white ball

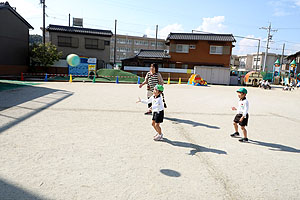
[67,54,80,67]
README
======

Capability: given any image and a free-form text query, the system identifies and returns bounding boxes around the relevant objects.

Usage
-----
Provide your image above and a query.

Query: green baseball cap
[155,84,164,92]
[236,88,247,94]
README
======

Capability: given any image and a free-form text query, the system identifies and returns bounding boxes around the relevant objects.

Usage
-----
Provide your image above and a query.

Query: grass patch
[0,80,40,92]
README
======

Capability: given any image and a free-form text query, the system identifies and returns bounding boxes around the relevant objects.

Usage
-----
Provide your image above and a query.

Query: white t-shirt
[237,98,249,118]
[141,94,164,113]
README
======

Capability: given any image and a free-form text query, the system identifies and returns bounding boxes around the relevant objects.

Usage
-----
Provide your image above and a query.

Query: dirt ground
[0,82,300,200]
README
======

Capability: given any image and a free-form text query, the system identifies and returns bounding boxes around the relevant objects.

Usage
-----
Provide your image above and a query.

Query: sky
[8,0,300,55]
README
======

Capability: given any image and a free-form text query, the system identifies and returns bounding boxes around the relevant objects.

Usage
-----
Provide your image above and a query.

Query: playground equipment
[187,74,207,86]
[243,71,263,87]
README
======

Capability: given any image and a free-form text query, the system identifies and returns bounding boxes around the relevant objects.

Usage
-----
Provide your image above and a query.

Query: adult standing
[139,63,164,115]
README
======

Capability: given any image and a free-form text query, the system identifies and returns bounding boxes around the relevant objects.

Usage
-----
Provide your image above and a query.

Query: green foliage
[29,34,43,45]
[30,43,62,68]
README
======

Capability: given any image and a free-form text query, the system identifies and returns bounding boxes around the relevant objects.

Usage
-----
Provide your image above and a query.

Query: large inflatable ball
[67,54,80,67]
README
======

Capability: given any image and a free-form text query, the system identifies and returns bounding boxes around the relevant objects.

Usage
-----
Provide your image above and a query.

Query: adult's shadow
[249,139,300,153]
[164,117,220,129]
[162,138,227,156]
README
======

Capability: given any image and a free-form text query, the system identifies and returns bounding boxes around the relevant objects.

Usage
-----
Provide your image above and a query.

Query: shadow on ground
[0,84,73,134]
[160,169,181,177]
[162,138,227,155]
[249,139,300,153]
[0,178,46,200]
[164,117,220,129]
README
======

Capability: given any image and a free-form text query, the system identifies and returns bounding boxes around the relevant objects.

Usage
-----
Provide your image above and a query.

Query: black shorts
[152,110,164,123]
[233,114,249,126]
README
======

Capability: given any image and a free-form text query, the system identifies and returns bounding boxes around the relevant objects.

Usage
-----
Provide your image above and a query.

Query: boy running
[137,85,165,141]
[231,88,249,142]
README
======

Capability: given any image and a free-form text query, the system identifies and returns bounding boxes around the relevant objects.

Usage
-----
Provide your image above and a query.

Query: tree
[29,34,43,45]
[30,43,62,72]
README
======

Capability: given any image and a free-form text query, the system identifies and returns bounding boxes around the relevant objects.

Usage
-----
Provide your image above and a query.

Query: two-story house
[0,2,33,75]
[166,33,235,69]
[46,24,113,72]
[123,33,236,84]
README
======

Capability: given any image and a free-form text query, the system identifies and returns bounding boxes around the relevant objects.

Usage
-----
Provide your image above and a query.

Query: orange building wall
[169,40,232,67]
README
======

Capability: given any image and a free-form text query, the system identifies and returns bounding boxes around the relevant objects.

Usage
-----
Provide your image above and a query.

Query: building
[230,55,240,69]
[122,49,170,67]
[166,33,235,69]
[46,24,113,70]
[110,34,167,65]
[237,52,283,72]
[123,33,236,84]
[0,1,33,75]
[286,51,300,74]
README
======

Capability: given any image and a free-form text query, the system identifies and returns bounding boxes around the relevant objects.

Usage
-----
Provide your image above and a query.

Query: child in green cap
[231,88,249,142]
[137,84,166,141]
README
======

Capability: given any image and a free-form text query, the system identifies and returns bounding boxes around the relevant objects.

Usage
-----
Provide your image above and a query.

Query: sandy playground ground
[0,82,300,200]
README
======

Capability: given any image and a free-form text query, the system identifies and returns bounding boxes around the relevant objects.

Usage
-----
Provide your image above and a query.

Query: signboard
[69,57,97,76]
[88,58,97,64]
[73,18,83,27]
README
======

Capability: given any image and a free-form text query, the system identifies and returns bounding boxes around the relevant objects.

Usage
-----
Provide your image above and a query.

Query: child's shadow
[249,139,300,153]
[164,117,220,129]
[161,138,227,155]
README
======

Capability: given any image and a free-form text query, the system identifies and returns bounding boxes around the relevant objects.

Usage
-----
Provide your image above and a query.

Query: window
[169,64,175,68]
[210,45,223,54]
[158,42,164,46]
[58,36,72,47]
[189,45,196,49]
[104,41,110,46]
[85,38,98,49]
[254,58,261,61]
[176,44,189,53]
[182,64,188,69]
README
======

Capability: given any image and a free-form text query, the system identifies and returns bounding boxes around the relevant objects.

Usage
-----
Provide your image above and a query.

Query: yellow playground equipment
[187,74,207,86]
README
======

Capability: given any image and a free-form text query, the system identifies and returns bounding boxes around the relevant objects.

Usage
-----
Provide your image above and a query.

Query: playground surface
[0,82,300,200]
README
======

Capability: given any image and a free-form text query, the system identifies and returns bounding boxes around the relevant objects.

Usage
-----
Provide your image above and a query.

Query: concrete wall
[0,9,29,75]
[194,66,230,85]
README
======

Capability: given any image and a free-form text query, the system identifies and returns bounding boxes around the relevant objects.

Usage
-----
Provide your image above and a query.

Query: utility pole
[155,25,158,50]
[41,0,46,45]
[114,19,117,66]
[260,23,277,72]
[69,13,71,26]
[281,43,285,68]
[255,39,261,71]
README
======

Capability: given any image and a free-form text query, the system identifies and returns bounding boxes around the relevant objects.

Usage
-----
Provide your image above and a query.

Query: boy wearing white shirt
[137,85,165,141]
[231,88,249,142]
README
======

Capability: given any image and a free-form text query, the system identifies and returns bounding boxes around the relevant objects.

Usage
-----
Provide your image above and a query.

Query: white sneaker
[154,134,163,141]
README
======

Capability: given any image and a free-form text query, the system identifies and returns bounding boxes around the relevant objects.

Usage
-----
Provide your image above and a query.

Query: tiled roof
[137,49,170,58]
[166,33,236,42]
[47,24,113,37]
[287,51,300,59]
[0,1,33,29]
